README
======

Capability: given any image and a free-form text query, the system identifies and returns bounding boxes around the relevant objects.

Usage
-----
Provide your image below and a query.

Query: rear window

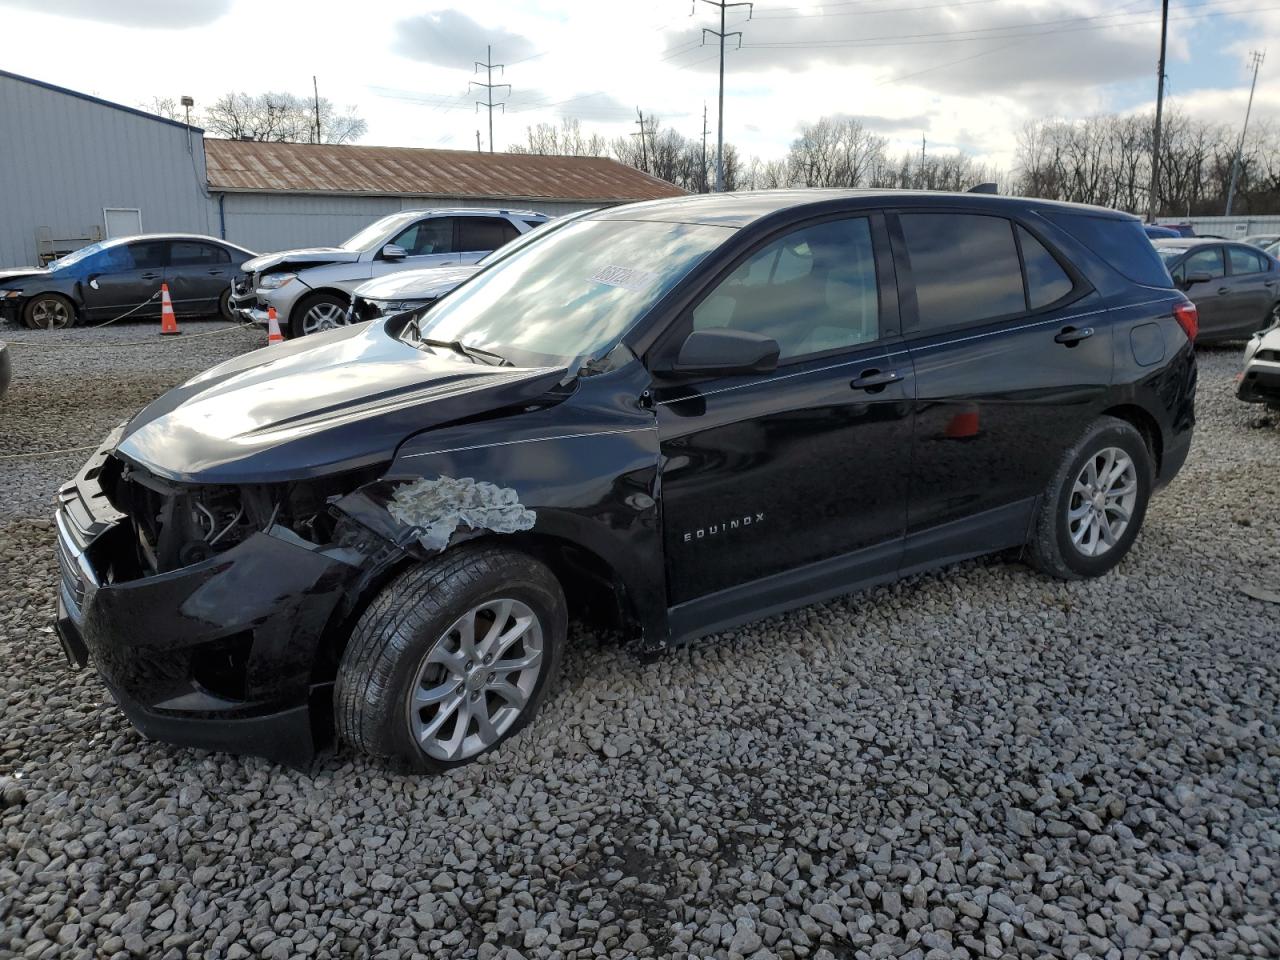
[1043,211,1172,287]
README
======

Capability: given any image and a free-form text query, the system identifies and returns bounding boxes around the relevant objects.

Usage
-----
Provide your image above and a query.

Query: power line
[470,45,510,153]
[698,0,754,191]
[738,0,1262,49]
[752,0,1007,19]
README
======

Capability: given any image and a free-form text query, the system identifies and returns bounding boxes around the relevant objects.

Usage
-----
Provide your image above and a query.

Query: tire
[218,288,234,322]
[335,545,567,772]
[1026,416,1154,580]
[291,292,349,338]
[22,293,76,330]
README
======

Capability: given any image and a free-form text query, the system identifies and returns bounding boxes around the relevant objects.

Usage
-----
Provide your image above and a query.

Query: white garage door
[103,208,142,239]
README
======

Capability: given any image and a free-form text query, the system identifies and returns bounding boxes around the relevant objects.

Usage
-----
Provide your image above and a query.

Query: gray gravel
[1,328,1278,960]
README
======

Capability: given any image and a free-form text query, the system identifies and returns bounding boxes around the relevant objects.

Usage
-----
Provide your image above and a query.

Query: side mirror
[381,243,408,260]
[1184,271,1213,287]
[663,328,779,377]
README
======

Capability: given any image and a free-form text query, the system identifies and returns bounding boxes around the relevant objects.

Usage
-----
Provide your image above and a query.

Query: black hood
[0,267,49,285]
[116,321,567,484]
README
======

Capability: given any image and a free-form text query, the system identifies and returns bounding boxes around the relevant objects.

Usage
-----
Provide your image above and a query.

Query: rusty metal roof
[204,139,685,203]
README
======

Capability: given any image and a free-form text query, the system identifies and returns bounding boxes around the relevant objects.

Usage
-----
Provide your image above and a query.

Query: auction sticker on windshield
[589,265,660,291]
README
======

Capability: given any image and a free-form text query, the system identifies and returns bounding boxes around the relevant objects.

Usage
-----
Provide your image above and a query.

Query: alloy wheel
[29,298,71,330]
[1066,446,1138,558]
[406,598,544,761]
[301,301,349,335]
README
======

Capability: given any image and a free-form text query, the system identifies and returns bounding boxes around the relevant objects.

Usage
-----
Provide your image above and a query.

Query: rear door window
[899,213,1025,330]
[458,217,521,252]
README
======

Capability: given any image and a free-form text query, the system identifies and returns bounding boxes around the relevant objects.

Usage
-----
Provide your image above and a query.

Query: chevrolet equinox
[54,190,1198,770]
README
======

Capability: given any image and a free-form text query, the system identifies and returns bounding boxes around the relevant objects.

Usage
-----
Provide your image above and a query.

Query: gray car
[0,235,256,330]
[1153,238,1280,342]
[232,209,548,338]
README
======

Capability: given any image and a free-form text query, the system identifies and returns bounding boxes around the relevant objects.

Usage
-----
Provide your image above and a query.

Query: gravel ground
[0,326,1277,960]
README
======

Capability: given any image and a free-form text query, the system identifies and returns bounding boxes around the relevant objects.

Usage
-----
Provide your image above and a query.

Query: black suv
[53,191,1197,770]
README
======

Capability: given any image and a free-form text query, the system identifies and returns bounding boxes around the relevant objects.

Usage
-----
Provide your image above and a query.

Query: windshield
[341,213,418,251]
[412,219,731,367]
[1156,247,1190,264]
[50,241,111,271]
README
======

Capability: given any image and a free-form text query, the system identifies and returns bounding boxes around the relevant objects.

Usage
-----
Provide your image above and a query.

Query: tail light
[1173,299,1198,343]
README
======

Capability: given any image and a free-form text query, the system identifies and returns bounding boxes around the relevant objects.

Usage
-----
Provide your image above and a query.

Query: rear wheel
[334,545,566,771]
[1026,416,1153,579]
[291,293,350,338]
[22,293,76,330]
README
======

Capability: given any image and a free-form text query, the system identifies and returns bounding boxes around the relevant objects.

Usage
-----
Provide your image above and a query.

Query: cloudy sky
[1,0,1277,170]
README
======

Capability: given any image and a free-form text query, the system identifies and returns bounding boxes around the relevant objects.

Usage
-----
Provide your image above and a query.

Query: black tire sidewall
[347,551,566,772]
[1050,423,1153,578]
[218,288,234,321]
[290,293,346,339]
[23,293,75,330]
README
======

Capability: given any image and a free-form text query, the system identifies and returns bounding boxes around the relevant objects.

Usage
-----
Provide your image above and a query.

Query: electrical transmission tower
[697,0,752,192]
[701,103,710,193]
[471,45,510,153]
[1226,50,1266,216]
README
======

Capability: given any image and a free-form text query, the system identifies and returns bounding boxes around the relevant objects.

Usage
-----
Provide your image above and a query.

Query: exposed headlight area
[353,297,433,323]
[96,456,382,578]
[257,272,298,291]
[2,289,21,298]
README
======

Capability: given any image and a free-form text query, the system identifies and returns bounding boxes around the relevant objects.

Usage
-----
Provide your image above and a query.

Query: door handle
[207,269,225,275]
[140,272,159,280]
[1054,326,1093,346]
[1217,286,1230,295]
[850,368,900,391]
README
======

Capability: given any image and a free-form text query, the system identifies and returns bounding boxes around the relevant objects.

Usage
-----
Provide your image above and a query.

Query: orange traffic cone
[159,283,180,336]
[266,306,284,345]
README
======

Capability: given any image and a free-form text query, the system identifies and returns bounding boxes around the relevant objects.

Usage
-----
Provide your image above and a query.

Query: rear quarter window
[1042,211,1173,288]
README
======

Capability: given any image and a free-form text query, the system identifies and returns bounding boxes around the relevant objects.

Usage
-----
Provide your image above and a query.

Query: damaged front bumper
[52,435,391,766]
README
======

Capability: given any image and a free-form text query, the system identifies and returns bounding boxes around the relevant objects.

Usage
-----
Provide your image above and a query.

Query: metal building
[0,69,685,267]
[0,69,214,267]
[203,139,684,253]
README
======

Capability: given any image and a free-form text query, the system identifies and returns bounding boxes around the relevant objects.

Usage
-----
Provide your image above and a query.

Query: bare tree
[508,119,607,157]
[202,91,367,144]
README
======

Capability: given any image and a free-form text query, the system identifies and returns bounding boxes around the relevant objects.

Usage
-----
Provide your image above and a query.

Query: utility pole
[470,45,509,153]
[476,130,482,152]
[1147,0,1168,223]
[312,75,321,143]
[701,102,710,193]
[632,108,651,173]
[698,0,753,192]
[1226,50,1266,216]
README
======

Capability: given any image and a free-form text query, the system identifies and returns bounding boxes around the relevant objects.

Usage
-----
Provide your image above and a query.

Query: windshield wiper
[417,336,512,367]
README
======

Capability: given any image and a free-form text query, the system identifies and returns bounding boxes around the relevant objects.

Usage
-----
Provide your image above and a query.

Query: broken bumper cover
[1238,356,1280,405]
[52,443,365,766]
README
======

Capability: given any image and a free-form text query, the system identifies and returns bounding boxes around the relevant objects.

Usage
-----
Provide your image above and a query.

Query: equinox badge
[683,513,765,543]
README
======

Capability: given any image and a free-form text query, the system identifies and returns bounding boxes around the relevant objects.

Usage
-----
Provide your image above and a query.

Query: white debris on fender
[386,476,536,551]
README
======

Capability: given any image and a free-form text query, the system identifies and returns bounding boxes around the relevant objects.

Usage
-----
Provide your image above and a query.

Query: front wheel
[335,545,566,771]
[291,293,350,338]
[1026,416,1154,579]
[218,288,235,321]
[23,293,76,330]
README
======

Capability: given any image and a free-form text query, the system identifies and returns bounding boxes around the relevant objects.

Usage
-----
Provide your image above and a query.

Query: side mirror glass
[381,243,408,260]
[663,328,780,377]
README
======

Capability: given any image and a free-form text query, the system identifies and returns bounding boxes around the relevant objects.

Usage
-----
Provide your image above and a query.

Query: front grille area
[55,529,87,612]
[1256,348,1280,363]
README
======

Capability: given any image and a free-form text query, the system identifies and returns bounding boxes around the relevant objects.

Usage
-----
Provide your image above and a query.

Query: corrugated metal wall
[1157,215,1280,239]
[0,73,215,268]
[218,193,603,253]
